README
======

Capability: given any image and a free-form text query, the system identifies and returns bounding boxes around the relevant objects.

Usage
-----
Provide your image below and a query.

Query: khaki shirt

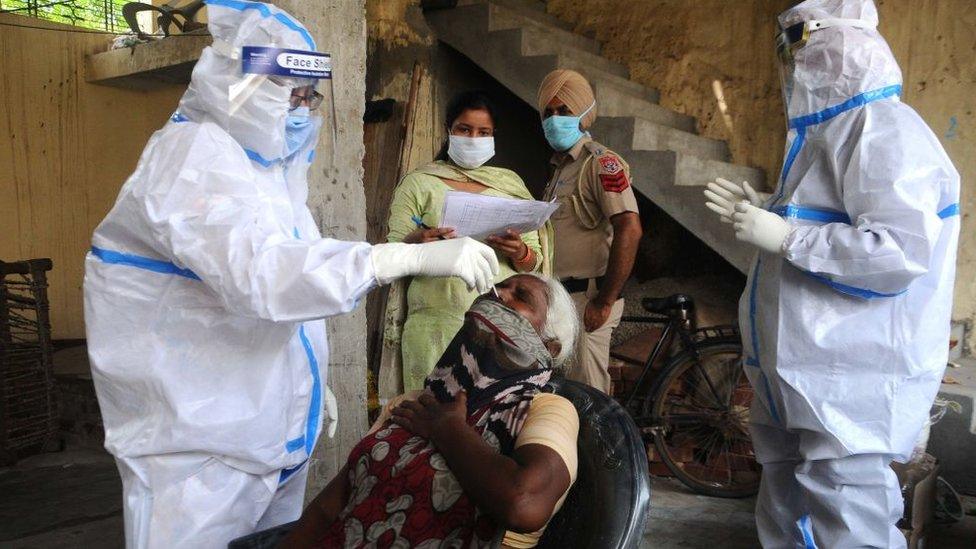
[543,136,639,280]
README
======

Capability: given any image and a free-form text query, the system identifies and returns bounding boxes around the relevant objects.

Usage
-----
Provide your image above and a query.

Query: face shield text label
[242,47,332,79]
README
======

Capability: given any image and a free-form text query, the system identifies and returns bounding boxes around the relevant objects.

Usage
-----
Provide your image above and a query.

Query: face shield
[213,39,337,168]
[775,17,876,122]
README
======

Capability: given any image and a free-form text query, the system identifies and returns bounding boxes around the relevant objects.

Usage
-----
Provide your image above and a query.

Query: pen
[411,215,447,240]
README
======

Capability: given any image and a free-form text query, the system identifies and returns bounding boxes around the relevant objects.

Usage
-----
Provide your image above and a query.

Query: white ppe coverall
[85,1,370,546]
[743,0,960,547]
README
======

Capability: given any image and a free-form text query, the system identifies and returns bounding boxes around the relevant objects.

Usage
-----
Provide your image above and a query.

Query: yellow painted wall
[545,0,976,349]
[0,13,184,339]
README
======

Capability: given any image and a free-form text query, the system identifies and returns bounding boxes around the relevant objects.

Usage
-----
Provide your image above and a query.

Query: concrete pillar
[269,0,369,499]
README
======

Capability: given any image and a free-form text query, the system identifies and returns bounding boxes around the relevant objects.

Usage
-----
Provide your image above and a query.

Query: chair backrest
[537,378,651,549]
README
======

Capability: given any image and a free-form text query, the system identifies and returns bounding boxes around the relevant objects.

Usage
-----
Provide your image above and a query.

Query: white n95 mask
[448,135,495,169]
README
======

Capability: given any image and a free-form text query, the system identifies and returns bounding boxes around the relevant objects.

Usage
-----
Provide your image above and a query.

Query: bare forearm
[431,420,528,525]
[279,464,350,547]
[511,247,537,272]
[391,393,568,533]
[597,213,642,305]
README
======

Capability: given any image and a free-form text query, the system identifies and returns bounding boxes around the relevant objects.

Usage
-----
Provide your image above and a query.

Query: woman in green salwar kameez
[382,91,553,391]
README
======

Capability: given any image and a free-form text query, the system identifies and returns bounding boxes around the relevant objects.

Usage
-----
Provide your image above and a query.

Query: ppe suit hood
[777,0,902,119]
[177,0,318,164]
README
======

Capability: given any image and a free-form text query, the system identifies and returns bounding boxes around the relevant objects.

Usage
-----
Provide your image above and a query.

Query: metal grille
[0,0,141,32]
[1,259,59,462]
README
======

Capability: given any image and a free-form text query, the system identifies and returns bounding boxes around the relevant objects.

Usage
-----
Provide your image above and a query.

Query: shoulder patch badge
[598,154,622,175]
[598,153,629,192]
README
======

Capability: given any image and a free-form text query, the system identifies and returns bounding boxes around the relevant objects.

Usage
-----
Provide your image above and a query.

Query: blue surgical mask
[284,106,314,158]
[542,101,595,152]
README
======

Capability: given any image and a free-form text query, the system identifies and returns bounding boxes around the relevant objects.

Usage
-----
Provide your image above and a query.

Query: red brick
[730,441,755,455]
[649,462,676,477]
[613,380,633,396]
[662,444,696,463]
[732,387,754,407]
[729,453,760,472]
[620,364,645,382]
[647,445,669,464]
[682,463,733,483]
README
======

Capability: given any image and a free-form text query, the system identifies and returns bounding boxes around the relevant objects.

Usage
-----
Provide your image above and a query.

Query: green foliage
[0,0,136,32]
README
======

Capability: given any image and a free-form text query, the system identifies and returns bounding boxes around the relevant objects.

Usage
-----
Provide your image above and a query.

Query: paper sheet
[440,191,559,240]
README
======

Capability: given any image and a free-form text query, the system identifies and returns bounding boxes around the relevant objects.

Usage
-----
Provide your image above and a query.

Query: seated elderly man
[283,274,580,548]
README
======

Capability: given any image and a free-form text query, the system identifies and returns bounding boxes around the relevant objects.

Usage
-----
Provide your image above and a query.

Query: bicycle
[616,293,759,498]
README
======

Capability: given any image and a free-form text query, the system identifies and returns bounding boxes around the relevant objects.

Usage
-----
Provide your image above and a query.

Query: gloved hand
[324,385,338,438]
[732,202,793,255]
[704,178,767,223]
[371,237,500,295]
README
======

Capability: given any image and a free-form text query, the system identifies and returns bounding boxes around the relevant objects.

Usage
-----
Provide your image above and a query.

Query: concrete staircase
[426,0,764,272]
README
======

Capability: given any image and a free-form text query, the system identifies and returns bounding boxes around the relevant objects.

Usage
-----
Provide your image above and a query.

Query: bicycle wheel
[644,338,760,498]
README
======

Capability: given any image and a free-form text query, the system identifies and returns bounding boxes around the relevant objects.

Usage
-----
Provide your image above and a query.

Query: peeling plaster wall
[544,0,976,352]
[268,0,370,497]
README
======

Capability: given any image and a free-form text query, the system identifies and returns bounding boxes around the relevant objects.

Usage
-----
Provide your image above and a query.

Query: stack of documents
[440,191,559,240]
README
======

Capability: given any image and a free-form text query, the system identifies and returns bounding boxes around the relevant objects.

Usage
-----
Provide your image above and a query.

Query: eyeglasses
[290,89,324,111]
[776,18,876,64]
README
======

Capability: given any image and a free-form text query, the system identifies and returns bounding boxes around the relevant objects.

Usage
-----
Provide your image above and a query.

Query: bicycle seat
[641,293,694,314]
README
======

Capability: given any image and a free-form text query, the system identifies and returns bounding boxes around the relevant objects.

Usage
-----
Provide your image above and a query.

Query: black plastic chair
[537,378,650,548]
[228,378,650,548]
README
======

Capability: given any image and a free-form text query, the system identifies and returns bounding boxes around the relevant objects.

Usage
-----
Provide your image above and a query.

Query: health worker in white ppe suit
[704,0,959,547]
[83,1,499,547]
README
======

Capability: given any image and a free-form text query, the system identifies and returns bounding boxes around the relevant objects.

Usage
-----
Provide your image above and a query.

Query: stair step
[458,28,563,107]
[499,24,657,104]
[623,150,755,272]
[623,147,764,191]
[593,117,729,161]
[459,0,577,32]
[517,26,627,78]
[589,79,695,133]
[575,65,659,104]
[428,5,685,130]
[486,2,601,55]
[533,49,659,105]
[426,2,767,272]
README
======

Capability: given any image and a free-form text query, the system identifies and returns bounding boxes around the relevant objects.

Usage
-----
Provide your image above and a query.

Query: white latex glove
[371,237,500,295]
[731,202,793,255]
[324,385,338,438]
[704,178,766,223]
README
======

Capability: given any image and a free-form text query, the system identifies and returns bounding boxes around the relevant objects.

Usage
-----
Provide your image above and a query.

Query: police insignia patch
[599,155,622,175]
[598,153,628,192]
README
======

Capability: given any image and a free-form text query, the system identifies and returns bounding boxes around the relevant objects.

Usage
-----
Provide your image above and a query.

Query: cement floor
[2,448,974,548]
[642,476,976,548]
[642,477,757,548]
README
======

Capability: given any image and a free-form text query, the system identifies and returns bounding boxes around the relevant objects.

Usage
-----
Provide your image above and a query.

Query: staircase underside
[427,0,766,273]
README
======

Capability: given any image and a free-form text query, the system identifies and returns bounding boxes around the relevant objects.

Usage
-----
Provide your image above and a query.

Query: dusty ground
[642,477,757,548]
[642,476,976,549]
[2,445,974,548]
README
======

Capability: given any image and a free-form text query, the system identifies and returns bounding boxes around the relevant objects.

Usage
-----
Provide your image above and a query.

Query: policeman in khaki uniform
[538,70,643,394]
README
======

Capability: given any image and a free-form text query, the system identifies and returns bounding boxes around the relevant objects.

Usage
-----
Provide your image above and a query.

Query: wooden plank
[363,102,405,380]
[364,63,430,383]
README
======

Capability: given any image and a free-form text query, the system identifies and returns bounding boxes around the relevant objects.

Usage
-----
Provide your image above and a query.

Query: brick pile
[612,367,757,481]
[607,358,646,400]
